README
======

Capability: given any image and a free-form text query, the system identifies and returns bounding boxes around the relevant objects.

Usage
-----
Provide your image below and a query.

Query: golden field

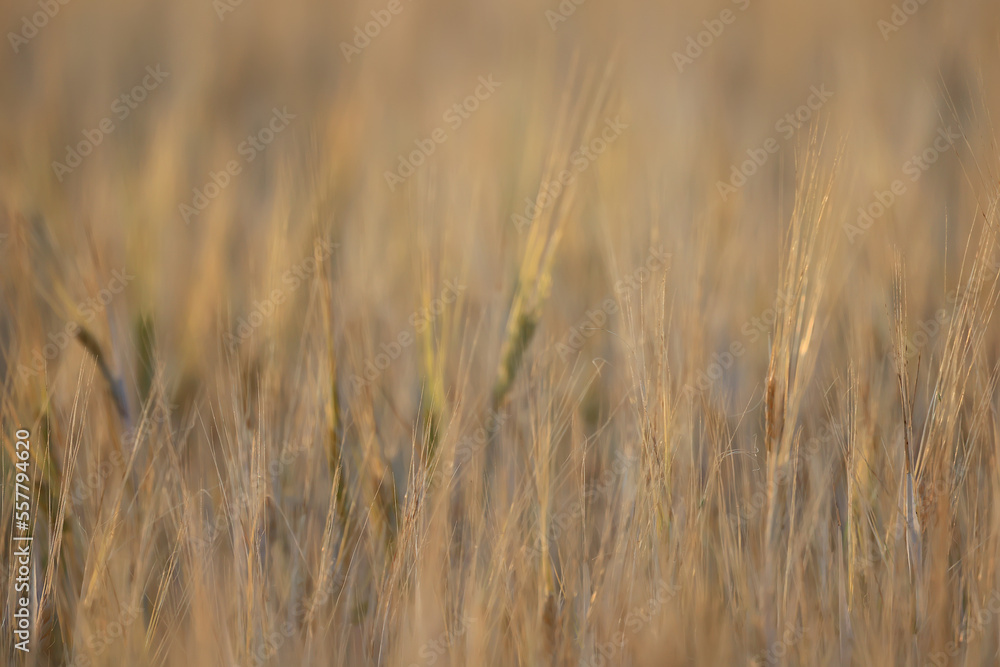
[3,0,1000,665]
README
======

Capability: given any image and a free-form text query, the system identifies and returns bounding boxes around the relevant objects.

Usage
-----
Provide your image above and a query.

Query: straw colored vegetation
[4,0,1000,665]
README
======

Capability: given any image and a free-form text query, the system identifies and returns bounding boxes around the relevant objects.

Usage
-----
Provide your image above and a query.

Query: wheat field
[3,0,1000,665]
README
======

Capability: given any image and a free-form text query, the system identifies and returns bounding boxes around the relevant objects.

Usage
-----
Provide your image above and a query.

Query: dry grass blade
[6,4,1000,665]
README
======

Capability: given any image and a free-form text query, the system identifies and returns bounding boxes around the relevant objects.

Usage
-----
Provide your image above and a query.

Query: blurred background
[3,0,1000,665]
[2,0,997,409]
